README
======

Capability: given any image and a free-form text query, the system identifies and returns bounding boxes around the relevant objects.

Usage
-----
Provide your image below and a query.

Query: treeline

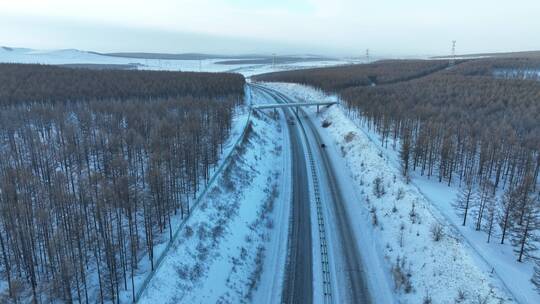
[0,64,245,303]
[449,57,540,78]
[341,68,540,262]
[256,58,540,285]
[0,63,245,106]
[253,60,450,91]
[255,58,539,197]
[339,65,540,189]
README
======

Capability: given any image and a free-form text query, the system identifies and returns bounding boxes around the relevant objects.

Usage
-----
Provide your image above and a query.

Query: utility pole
[272,53,276,69]
[450,40,456,66]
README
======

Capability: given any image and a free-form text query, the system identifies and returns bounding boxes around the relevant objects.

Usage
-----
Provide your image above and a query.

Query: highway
[253,84,314,303]
[251,83,371,304]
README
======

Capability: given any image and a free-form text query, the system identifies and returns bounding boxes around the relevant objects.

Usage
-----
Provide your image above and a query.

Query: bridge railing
[251,101,337,110]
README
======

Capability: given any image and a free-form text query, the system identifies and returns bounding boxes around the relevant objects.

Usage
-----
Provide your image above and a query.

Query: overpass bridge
[251,101,337,113]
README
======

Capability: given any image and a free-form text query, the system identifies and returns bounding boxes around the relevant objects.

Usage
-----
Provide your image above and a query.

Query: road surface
[251,84,314,303]
[281,95,314,304]
[251,83,371,304]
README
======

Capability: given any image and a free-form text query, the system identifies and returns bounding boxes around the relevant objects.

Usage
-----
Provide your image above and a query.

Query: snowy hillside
[138,88,290,303]
[262,82,538,304]
[0,46,348,76]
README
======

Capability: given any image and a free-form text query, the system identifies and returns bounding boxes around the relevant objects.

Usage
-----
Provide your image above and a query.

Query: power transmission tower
[366,49,370,63]
[450,40,456,66]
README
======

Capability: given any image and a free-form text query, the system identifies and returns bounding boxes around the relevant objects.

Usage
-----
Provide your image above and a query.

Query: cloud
[1,0,540,56]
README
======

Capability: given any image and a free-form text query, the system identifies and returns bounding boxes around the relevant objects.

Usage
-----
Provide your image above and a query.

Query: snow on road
[263,82,520,304]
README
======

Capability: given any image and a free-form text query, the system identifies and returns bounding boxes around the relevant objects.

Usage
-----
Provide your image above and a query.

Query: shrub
[344,131,356,143]
[396,188,405,200]
[455,289,467,303]
[392,256,413,293]
[430,223,444,242]
[370,206,378,226]
[373,177,386,198]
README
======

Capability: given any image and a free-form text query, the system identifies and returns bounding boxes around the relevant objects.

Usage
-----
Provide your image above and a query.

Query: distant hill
[433,50,540,59]
[98,52,266,60]
[59,63,140,70]
[215,56,336,65]
[0,47,120,65]
[99,52,335,63]
[0,46,345,75]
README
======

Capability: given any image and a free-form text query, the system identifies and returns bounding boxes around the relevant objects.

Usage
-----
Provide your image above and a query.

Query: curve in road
[251,84,313,304]
[254,83,372,304]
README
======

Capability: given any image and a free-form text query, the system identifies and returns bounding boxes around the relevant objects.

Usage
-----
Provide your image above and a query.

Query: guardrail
[134,96,253,303]
[306,145,332,301]
[252,101,337,110]
[297,115,333,303]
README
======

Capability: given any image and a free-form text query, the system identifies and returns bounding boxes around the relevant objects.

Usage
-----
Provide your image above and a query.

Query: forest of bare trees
[0,64,245,303]
[449,57,540,79]
[0,63,244,105]
[253,60,450,91]
[256,58,540,289]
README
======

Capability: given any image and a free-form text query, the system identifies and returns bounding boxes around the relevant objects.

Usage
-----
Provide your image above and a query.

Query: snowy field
[0,47,351,77]
[493,68,540,80]
[261,82,537,304]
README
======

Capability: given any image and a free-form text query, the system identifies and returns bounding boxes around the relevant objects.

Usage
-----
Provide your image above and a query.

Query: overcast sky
[1,0,539,56]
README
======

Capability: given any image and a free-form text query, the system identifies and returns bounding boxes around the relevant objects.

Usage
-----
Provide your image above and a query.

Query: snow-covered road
[251,84,315,303]
[252,83,379,303]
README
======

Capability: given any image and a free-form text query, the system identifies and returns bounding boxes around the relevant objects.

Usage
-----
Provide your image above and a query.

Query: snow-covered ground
[493,68,540,80]
[0,47,350,76]
[0,46,348,303]
[262,82,532,304]
[0,87,254,303]
[237,60,349,77]
[138,88,290,303]
[115,92,251,303]
[7,45,534,303]
[0,46,250,72]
